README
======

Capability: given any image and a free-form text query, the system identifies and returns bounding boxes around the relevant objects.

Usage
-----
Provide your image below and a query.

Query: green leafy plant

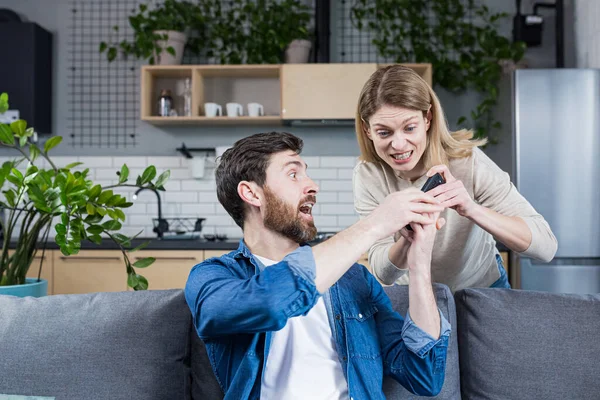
[0,93,170,290]
[100,0,209,64]
[205,0,312,64]
[351,0,526,142]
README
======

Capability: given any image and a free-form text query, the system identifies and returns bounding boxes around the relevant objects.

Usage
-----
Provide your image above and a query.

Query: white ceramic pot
[153,30,187,65]
[285,39,312,63]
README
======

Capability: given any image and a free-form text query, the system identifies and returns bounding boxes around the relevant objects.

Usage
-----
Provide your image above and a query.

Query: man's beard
[263,186,317,243]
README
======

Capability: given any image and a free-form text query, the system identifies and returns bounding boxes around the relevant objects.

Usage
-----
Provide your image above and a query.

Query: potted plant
[100,0,209,65]
[206,0,312,64]
[0,93,170,297]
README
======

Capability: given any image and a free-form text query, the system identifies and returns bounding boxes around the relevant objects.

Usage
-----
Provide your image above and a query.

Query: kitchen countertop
[17,237,242,252]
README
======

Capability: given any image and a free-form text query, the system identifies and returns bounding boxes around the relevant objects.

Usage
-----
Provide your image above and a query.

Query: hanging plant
[351,0,526,143]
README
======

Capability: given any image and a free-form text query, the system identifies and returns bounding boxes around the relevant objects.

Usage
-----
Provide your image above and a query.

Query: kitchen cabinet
[281,63,432,121]
[281,63,377,120]
[53,250,127,294]
[129,250,203,290]
[140,63,432,125]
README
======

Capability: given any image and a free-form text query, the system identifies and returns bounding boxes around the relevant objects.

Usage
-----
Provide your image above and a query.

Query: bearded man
[184,132,451,400]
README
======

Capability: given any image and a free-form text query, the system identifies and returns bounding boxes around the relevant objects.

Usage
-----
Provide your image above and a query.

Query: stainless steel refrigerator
[513,69,600,294]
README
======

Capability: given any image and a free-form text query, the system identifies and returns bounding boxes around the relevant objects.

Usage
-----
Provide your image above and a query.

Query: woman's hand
[426,164,478,218]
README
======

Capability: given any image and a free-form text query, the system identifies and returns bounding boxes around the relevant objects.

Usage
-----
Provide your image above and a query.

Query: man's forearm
[408,270,441,339]
[312,218,379,293]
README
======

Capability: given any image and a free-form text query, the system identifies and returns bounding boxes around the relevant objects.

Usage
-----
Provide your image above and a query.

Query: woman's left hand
[425,165,478,218]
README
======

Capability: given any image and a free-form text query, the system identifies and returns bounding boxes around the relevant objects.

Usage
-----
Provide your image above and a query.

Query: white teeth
[392,151,412,160]
[299,202,314,215]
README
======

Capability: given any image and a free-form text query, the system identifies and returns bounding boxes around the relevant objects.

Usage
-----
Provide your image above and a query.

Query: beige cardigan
[352,148,557,292]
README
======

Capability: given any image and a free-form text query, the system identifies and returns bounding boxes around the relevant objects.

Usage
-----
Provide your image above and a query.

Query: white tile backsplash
[0,155,361,239]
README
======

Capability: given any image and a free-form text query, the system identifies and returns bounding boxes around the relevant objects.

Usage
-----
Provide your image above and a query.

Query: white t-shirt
[255,254,349,400]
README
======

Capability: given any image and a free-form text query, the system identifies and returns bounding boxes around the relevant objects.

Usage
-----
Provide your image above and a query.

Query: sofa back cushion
[190,327,224,399]
[0,290,191,400]
[382,283,461,399]
[455,288,600,400]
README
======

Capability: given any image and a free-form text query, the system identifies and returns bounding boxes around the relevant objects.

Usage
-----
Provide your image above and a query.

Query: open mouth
[298,202,314,220]
[392,150,413,161]
[299,202,313,215]
[391,150,413,164]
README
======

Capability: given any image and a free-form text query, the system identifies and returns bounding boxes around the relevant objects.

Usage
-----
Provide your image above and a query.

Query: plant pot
[153,30,187,65]
[0,278,47,298]
[285,39,312,63]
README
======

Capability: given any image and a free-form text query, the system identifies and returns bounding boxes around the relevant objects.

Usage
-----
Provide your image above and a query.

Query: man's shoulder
[191,250,241,274]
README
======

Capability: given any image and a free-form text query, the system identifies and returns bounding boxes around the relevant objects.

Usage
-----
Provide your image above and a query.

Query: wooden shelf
[141,63,433,125]
[142,116,282,125]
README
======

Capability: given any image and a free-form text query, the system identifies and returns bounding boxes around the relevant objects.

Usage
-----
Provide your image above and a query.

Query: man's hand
[406,211,445,274]
[426,165,476,218]
[395,215,446,244]
[366,188,444,240]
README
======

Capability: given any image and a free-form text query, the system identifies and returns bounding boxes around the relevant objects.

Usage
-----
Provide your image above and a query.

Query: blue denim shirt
[185,240,451,400]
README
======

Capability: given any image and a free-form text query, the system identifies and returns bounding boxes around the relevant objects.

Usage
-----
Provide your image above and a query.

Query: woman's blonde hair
[355,65,486,169]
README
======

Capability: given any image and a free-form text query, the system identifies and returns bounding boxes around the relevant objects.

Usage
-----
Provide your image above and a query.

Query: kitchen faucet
[133,187,168,238]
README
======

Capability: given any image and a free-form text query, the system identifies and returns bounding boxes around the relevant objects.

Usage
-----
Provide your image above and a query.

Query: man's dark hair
[215,131,303,228]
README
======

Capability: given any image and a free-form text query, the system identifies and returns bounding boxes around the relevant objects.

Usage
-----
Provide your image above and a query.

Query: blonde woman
[353,65,557,292]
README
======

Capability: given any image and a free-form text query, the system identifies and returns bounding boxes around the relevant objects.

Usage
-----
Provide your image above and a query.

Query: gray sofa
[0,284,598,399]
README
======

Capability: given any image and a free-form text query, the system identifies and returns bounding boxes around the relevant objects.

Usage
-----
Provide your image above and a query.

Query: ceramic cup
[204,102,222,117]
[247,102,264,117]
[226,102,243,117]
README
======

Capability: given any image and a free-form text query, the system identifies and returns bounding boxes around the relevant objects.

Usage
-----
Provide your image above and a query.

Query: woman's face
[366,104,431,181]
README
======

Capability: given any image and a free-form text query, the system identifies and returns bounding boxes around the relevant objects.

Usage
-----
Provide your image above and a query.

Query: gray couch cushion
[383,283,460,399]
[0,290,191,400]
[455,288,600,400]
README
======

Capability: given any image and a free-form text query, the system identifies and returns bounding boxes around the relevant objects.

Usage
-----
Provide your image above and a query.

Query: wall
[0,154,359,239]
[0,0,575,157]
[0,0,577,235]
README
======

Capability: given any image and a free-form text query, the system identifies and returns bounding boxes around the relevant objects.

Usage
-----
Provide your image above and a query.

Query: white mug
[226,102,243,117]
[204,102,222,117]
[247,103,264,117]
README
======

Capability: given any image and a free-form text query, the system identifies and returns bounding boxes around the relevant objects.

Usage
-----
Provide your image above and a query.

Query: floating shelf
[140,63,433,126]
[142,116,282,125]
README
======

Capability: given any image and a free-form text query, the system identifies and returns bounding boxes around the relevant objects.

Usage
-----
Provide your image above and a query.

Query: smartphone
[405,173,446,231]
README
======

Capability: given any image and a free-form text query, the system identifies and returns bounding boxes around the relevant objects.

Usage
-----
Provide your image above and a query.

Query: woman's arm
[426,150,557,262]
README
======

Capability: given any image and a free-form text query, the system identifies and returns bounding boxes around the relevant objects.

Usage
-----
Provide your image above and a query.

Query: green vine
[351,0,526,142]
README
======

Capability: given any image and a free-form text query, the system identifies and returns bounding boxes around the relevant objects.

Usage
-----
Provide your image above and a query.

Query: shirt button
[343,356,347,361]
[335,314,341,320]
[358,313,363,319]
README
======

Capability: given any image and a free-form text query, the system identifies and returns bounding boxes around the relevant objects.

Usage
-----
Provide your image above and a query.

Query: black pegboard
[66,0,317,148]
[336,0,477,64]
[68,0,139,148]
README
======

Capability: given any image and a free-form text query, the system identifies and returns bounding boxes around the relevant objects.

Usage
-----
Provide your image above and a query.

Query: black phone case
[405,173,446,231]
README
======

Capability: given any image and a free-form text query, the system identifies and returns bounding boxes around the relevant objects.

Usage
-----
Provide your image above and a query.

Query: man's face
[262,151,319,243]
